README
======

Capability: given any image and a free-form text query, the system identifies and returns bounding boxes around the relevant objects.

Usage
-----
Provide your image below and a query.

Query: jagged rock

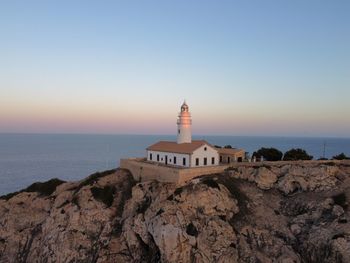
[333,237,350,262]
[255,167,278,190]
[0,161,349,262]
[228,162,344,194]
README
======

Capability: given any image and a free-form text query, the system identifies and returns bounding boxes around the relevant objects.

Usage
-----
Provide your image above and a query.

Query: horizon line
[1,132,349,139]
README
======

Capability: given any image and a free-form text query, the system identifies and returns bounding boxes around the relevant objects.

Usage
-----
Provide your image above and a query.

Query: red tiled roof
[147,140,214,154]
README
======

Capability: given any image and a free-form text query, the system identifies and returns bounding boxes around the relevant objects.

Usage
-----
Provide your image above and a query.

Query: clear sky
[1,0,349,137]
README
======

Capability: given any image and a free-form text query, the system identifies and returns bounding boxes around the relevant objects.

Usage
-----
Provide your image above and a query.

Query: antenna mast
[322,141,326,159]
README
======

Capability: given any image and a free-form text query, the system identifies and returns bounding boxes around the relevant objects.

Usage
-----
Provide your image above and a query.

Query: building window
[178,129,180,134]
[174,156,177,164]
[204,147,207,151]
[150,153,152,160]
[157,154,159,161]
[204,157,207,165]
[220,156,222,162]
[212,157,215,165]
[183,157,186,166]
[196,158,199,166]
[227,157,230,163]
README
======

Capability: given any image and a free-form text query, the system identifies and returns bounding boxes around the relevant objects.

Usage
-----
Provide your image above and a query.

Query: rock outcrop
[0,161,350,262]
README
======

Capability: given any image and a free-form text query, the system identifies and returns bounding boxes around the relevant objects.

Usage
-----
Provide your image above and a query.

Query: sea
[0,133,349,195]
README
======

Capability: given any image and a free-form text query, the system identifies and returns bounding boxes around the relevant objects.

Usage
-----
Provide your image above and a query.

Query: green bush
[25,178,65,196]
[75,168,116,193]
[90,185,116,207]
[202,178,220,189]
[332,153,350,160]
[0,191,20,201]
[283,148,313,161]
[252,147,283,161]
[0,178,65,200]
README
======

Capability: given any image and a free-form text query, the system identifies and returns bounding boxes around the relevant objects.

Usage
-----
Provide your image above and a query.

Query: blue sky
[0,0,349,137]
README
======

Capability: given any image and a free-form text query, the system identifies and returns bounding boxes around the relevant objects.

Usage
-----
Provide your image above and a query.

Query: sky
[0,0,349,137]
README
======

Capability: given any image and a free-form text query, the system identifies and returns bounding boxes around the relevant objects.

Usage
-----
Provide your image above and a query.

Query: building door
[165,155,168,165]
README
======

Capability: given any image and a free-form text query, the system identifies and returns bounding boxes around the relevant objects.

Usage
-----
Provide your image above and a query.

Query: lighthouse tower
[177,101,192,144]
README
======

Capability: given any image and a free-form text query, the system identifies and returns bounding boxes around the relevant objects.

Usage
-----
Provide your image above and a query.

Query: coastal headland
[0,160,350,262]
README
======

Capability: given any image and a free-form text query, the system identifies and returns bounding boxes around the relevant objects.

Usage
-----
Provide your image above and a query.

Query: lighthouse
[145,100,243,169]
[177,101,192,144]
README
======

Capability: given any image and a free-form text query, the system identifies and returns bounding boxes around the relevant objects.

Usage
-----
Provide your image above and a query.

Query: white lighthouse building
[146,101,219,167]
[120,100,247,183]
[177,101,192,144]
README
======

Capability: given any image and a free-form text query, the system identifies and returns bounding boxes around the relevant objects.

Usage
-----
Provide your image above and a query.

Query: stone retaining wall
[120,158,350,185]
[120,158,229,185]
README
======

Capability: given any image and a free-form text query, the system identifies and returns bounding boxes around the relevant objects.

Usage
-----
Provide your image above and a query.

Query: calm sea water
[0,133,349,195]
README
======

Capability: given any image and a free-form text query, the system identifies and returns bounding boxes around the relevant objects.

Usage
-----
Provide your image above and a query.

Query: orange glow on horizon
[1,98,349,136]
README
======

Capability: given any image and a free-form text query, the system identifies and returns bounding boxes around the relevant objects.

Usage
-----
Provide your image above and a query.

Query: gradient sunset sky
[1,0,349,137]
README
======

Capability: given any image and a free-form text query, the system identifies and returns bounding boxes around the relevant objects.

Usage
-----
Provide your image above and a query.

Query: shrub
[252,147,283,161]
[0,178,65,200]
[75,169,117,193]
[0,191,21,201]
[90,185,116,207]
[224,145,232,149]
[332,153,350,160]
[283,148,313,161]
[202,178,220,189]
[25,178,65,196]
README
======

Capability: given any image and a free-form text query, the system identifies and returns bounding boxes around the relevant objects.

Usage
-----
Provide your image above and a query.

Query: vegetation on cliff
[252,147,283,161]
[0,178,65,201]
[0,161,349,262]
[333,153,350,160]
[283,148,313,161]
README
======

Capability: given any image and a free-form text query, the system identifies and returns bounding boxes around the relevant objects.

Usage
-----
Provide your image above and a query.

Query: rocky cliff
[0,161,350,263]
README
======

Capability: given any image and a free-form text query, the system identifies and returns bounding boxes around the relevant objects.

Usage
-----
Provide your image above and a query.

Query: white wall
[147,150,190,167]
[147,144,219,168]
[191,144,219,167]
[177,111,192,144]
